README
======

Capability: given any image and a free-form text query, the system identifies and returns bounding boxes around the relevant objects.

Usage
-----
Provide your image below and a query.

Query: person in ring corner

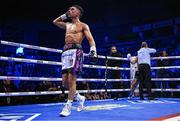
[107,46,123,100]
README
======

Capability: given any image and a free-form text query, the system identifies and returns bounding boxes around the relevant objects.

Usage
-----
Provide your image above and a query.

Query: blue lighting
[16,47,24,55]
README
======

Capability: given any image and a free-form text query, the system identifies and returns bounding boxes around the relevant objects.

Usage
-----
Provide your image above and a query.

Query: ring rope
[0,56,130,70]
[0,76,180,81]
[0,56,62,65]
[0,89,129,97]
[152,78,180,81]
[0,89,180,97]
[0,76,130,82]
[1,40,128,61]
[1,56,180,70]
[151,66,180,69]
[2,40,180,60]
[151,56,180,60]
[1,40,63,53]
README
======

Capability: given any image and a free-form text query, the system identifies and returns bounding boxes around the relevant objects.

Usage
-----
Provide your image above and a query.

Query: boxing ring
[0,40,180,121]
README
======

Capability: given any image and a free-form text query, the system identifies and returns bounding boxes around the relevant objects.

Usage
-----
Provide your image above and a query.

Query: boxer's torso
[65,22,85,44]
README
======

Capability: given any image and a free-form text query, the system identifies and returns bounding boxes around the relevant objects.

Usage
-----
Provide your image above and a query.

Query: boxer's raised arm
[53,13,68,29]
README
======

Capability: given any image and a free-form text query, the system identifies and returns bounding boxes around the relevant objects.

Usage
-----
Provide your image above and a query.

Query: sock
[66,100,73,105]
[74,92,82,101]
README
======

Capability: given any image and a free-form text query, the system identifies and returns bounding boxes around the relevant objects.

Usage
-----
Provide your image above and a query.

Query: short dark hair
[141,41,148,48]
[72,5,84,17]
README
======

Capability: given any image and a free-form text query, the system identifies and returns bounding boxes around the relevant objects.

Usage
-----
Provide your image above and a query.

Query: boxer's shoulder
[79,22,89,29]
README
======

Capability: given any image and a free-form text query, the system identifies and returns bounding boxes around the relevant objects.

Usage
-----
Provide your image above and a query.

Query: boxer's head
[68,5,84,18]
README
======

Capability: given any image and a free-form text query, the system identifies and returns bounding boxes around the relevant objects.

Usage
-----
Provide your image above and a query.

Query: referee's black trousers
[138,64,152,99]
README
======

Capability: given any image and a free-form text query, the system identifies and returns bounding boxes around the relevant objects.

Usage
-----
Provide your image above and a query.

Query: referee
[137,42,156,100]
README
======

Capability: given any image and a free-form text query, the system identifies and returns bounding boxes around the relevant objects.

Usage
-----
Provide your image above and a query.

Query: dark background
[1,0,179,23]
[0,0,179,52]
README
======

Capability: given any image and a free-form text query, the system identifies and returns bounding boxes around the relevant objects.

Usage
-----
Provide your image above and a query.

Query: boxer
[53,5,97,117]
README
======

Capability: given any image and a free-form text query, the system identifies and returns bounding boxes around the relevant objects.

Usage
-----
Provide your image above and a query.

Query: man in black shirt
[107,46,123,99]
[108,46,122,79]
[156,51,170,89]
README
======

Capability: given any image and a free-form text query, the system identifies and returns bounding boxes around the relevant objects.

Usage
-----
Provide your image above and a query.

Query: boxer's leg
[73,49,85,111]
[60,73,73,117]
[128,79,138,99]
